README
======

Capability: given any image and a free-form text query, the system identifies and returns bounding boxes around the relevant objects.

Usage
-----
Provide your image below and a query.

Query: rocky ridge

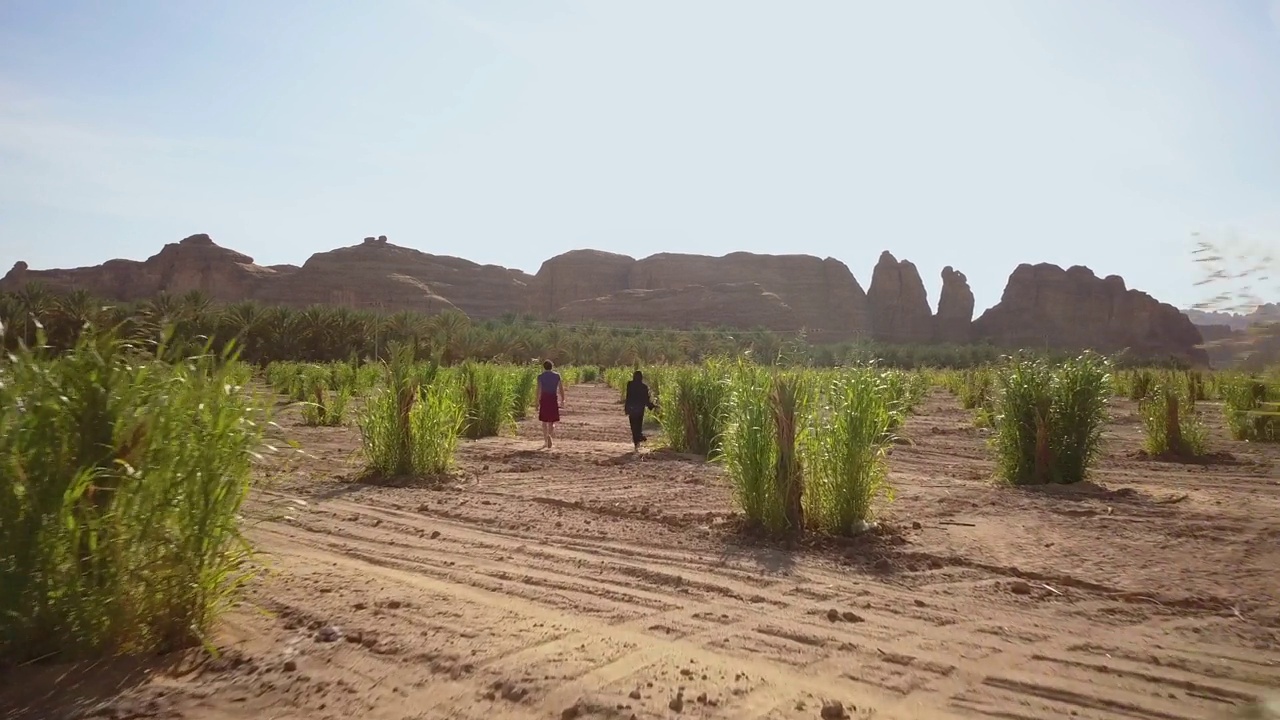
[1,234,1209,363]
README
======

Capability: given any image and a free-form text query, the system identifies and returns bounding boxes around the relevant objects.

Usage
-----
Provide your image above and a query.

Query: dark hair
[632,370,643,381]
[543,360,553,371]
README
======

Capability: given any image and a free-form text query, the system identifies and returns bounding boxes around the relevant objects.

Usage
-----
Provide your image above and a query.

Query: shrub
[805,368,897,533]
[1220,375,1280,442]
[458,362,515,439]
[1140,382,1207,456]
[992,354,1112,485]
[959,368,994,410]
[720,364,899,537]
[720,365,791,534]
[358,347,464,476]
[510,365,538,420]
[656,363,729,456]
[0,328,265,663]
[299,364,353,427]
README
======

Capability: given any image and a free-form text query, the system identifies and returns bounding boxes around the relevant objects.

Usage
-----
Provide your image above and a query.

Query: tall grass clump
[992,354,1112,485]
[657,363,729,456]
[458,362,516,439]
[1220,374,1280,442]
[0,328,266,663]
[720,365,781,532]
[719,366,807,534]
[959,368,994,411]
[806,368,898,533]
[510,365,539,420]
[359,345,464,477]
[299,364,353,427]
[1140,382,1206,456]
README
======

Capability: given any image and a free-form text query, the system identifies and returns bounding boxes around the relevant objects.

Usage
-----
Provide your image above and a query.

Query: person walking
[624,370,657,452]
[537,360,566,448]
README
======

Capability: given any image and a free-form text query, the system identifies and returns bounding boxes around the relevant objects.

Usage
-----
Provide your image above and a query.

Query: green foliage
[299,365,353,427]
[992,354,1112,485]
[0,327,266,663]
[1139,382,1207,456]
[720,365,791,534]
[458,362,516,439]
[656,363,730,456]
[805,367,899,534]
[1220,374,1280,442]
[511,365,539,420]
[358,346,464,477]
[717,363,901,536]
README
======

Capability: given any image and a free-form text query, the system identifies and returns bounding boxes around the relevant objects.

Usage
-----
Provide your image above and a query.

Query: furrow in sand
[257,494,1277,702]
[253,530,906,714]
[252,519,1276,720]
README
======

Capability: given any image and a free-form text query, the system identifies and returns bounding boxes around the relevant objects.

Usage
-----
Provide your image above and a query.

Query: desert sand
[4,383,1279,720]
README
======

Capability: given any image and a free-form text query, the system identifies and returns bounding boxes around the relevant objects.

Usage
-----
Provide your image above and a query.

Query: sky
[2,0,1280,314]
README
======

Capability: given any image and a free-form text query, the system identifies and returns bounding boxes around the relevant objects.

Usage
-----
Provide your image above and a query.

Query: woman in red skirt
[537,360,566,448]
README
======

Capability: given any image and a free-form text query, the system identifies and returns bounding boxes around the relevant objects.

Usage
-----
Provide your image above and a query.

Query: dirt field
[6,382,1280,720]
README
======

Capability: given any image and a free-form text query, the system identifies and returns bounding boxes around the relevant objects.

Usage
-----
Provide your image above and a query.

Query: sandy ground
[5,382,1280,720]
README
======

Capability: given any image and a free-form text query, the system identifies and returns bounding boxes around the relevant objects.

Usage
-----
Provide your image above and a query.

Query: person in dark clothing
[623,370,657,451]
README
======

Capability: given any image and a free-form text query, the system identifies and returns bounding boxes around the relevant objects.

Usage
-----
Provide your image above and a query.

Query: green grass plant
[1220,374,1280,442]
[805,367,898,534]
[656,363,729,456]
[1139,382,1207,456]
[992,353,1112,485]
[458,362,516,439]
[0,328,266,663]
[358,345,464,477]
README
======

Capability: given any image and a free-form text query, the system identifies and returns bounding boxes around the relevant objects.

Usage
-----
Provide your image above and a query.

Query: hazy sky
[3,0,1279,313]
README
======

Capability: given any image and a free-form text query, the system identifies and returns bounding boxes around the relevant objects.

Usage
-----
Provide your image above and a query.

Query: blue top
[537,371,561,395]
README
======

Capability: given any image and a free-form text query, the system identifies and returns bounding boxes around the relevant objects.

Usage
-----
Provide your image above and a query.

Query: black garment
[628,411,645,446]
[624,379,656,446]
[624,380,655,416]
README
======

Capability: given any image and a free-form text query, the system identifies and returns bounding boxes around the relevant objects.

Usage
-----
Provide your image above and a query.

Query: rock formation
[1,234,1215,364]
[529,250,871,341]
[527,250,636,317]
[866,251,933,344]
[254,237,529,317]
[0,234,272,302]
[934,266,975,344]
[972,264,1208,364]
[555,283,798,331]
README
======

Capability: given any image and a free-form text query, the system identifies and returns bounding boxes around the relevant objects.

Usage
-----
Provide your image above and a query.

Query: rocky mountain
[866,252,933,345]
[1,234,1209,364]
[530,250,871,341]
[935,266,975,344]
[1181,305,1280,370]
[555,283,799,332]
[1183,304,1280,332]
[971,264,1208,365]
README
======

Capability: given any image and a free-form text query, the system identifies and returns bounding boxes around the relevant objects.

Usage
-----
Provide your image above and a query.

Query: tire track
[248,482,1278,719]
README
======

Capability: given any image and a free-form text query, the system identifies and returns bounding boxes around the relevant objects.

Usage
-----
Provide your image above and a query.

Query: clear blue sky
[3,0,1279,313]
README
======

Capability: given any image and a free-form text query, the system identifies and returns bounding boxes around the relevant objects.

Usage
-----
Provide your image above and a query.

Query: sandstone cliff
[254,236,528,317]
[526,250,635,317]
[934,266,975,344]
[1,234,275,302]
[529,250,871,341]
[2,234,1214,364]
[554,283,798,331]
[866,251,933,344]
[972,264,1208,364]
